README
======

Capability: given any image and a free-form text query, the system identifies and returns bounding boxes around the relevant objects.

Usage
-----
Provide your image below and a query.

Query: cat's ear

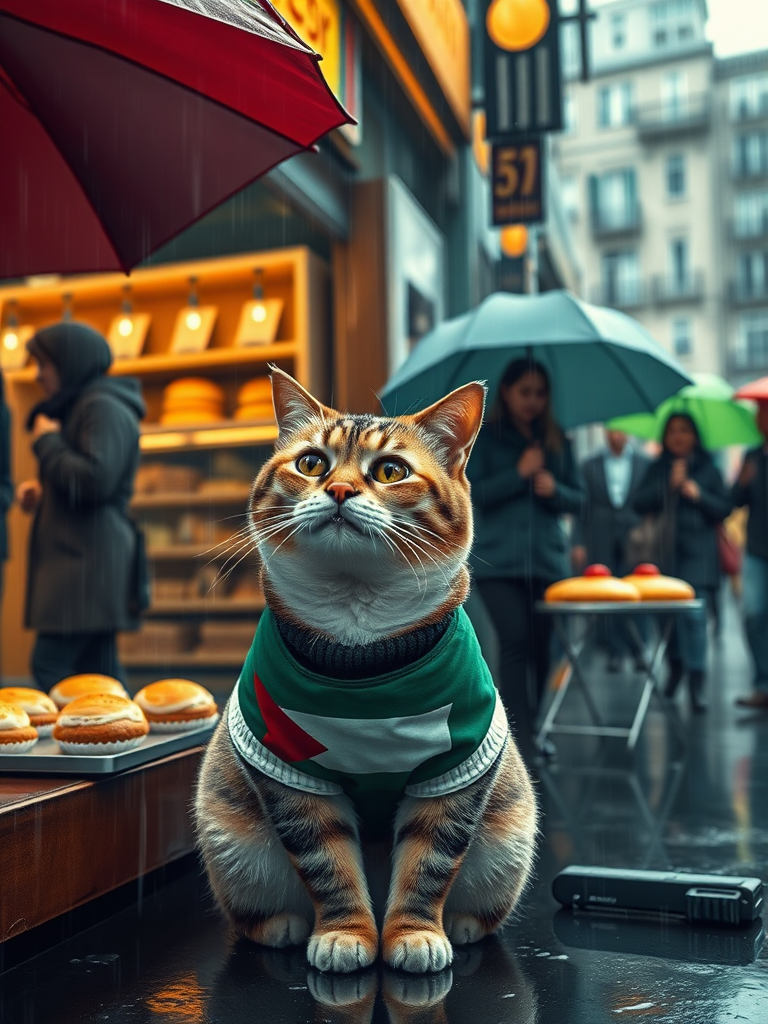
[412,382,486,475]
[270,366,331,445]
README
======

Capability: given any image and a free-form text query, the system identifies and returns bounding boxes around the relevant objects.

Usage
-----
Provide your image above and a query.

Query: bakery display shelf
[140,422,278,452]
[0,726,216,775]
[148,598,265,615]
[131,487,252,509]
[5,341,297,385]
[121,650,248,668]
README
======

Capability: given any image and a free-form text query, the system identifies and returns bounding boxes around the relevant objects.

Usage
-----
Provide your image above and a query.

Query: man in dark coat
[571,429,649,671]
[17,322,145,689]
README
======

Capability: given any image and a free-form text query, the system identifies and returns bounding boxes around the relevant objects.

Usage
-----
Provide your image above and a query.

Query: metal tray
[0,725,216,775]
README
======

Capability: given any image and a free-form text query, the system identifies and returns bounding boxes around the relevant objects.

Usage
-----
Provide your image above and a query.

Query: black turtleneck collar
[273,612,453,680]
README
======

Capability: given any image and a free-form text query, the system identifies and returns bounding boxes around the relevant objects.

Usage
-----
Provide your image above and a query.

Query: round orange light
[500,224,529,258]
[486,0,551,53]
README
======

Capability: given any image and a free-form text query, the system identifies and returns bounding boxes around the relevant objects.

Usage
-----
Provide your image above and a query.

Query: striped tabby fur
[195,368,538,973]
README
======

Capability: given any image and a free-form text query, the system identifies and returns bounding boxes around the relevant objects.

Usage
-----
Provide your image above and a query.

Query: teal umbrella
[379,291,692,427]
[608,373,762,450]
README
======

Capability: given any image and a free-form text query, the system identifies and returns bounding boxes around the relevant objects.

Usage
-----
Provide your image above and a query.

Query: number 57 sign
[491,138,545,226]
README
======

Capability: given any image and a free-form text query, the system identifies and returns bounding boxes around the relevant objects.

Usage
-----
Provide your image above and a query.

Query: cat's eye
[296,453,328,477]
[372,459,410,484]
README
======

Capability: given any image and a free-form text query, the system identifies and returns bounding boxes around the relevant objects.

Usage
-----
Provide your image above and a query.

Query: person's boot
[688,670,708,713]
[664,659,684,699]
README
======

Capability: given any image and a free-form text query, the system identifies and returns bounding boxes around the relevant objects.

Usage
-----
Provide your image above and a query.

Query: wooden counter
[0,746,204,943]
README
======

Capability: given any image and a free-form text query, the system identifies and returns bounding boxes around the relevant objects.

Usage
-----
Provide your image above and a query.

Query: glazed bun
[623,566,695,601]
[52,694,149,755]
[49,674,128,710]
[0,687,58,736]
[0,700,39,754]
[545,565,641,603]
[133,679,219,732]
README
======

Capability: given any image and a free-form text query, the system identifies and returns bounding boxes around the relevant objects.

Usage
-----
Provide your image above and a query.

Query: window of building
[654,29,668,47]
[669,237,690,290]
[602,251,641,306]
[677,24,693,40]
[672,317,692,357]
[733,134,768,179]
[611,13,626,49]
[735,191,768,238]
[666,154,686,197]
[590,169,639,229]
[730,73,768,121]
[560,174,579,222]
[661,70,689,121]
[563,92,577,135]
[651,0,694,20]
[735,311,768,369]
[737,251,768,298]
[597,83,635,128]
[561,21,582,81]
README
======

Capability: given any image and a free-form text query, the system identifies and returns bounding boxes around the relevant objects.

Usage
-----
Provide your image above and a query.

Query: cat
[194,367,538,974]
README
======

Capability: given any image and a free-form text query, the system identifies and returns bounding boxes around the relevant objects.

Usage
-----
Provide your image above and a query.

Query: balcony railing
[636,96,711,142]
[652,272,705,305]
[591,204,643,239]
[590,282,646,311]
[728,280,768,305]
[731,102,768,125]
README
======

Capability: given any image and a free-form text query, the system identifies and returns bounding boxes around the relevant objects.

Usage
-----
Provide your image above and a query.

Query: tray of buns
[0,725,216,775]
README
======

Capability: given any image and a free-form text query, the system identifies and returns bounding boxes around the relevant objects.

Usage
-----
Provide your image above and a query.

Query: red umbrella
[0,0,352,278]
[734,378,768,402]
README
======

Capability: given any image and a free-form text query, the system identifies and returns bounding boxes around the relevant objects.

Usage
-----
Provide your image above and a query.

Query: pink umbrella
[0,0,352,278]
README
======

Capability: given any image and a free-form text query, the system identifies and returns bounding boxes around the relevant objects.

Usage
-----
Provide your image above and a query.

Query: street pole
[527,224,539,295]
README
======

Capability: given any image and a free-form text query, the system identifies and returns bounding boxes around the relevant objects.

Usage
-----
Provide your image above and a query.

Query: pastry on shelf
[234,376,274,421]
[53,694,149,755]
[0,701,39,754]
[544,564,641,603]
[0,687,58,737]
[159,377,226,425]
[133,680,219,732]
[49,674,129,710]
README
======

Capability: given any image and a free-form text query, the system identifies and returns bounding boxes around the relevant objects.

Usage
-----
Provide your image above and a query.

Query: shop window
[666,154,686,197]
[672,317,692,357]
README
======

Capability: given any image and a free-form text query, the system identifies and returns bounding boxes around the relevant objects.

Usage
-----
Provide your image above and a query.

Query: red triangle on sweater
[253,671,328,763]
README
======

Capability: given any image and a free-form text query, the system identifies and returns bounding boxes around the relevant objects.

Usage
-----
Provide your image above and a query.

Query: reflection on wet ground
[2,594,767,1023]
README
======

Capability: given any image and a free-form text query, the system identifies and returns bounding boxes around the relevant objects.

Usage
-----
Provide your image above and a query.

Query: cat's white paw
[383,929,453,973]
[444,913,489,945]
[307,930,378,974]
[244,912,312,948]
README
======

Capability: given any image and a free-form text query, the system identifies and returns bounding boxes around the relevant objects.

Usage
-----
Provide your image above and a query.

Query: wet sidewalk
[2,590,767,1023]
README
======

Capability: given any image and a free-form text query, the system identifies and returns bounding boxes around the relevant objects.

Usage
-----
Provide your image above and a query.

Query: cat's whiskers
[383,522,453,590]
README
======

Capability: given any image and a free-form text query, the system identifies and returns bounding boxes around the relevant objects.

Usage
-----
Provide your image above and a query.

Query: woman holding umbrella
[632,413,731,712]
[467,358,585,759]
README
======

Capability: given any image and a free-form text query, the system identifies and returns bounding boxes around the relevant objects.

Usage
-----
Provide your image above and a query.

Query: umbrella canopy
[0,0,352,278]
[735,376,768,402]
[608,373,762,450]
[379,291,692,429]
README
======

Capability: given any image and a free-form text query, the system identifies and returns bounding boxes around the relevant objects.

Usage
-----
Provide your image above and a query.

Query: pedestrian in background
[731,399,768,710]
[633,413,731,712]
[0,371,12,681]
[16,322,145,690]
[467,358,585,758]
[572,427,650,672]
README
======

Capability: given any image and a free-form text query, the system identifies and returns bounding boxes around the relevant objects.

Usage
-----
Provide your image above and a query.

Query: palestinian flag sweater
[228,606,508,836]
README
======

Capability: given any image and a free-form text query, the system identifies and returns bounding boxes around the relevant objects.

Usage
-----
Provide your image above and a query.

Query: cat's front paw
[307,928,378,974]
[444,912,491,945]
[242,912,312,948]
[382,927,453,973]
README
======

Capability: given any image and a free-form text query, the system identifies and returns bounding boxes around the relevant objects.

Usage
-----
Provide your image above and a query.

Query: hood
[28,321,112,389]
[87,375,147,419]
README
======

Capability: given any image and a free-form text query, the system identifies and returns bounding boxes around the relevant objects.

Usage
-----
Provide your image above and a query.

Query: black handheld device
[552,865,763,927]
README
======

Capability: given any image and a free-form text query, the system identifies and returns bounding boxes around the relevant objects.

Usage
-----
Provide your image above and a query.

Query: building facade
[556,0,768,383]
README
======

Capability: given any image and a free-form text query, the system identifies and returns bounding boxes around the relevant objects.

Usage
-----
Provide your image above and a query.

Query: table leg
[625,616,686,754]
[536,614,603,751]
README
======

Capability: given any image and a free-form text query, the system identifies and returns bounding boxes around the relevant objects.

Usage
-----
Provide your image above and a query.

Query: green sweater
[228,608,508,836]
[467,418,585,583]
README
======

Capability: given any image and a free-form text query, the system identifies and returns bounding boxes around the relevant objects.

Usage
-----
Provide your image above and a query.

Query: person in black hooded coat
[16,322,146,689]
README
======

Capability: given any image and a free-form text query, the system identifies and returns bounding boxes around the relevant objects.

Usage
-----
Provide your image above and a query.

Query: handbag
[128,520,151,615]
[717,523,742,576]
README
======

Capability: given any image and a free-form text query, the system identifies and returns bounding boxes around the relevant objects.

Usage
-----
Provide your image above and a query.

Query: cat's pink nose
[326,481,357,504]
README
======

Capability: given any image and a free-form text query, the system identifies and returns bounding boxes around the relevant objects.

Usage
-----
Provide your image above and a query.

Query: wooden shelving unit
[1,248,329,679]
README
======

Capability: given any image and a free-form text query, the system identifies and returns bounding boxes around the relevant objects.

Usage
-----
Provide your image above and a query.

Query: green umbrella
[607,373,762,449]
[379,291,692,428]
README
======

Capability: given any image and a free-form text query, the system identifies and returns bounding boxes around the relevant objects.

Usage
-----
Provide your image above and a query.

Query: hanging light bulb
[185,276,202,330]
[500,224,529,258]
[250,268,267,323]
[170,275,218,354]
[0,299,34,369]
[234,268,284,348]
[61,292,73,321]
[486,0,550,52]
[108,283,151,359]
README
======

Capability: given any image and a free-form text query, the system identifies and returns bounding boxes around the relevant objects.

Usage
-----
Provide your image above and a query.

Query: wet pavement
[2,590,767,1024]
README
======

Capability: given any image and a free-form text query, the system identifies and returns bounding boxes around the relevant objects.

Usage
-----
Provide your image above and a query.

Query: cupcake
[53,694,149,755]
[0,701,39,754]
[49,674,128,710]
[0,687,58,737]
[133,680,219,733]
